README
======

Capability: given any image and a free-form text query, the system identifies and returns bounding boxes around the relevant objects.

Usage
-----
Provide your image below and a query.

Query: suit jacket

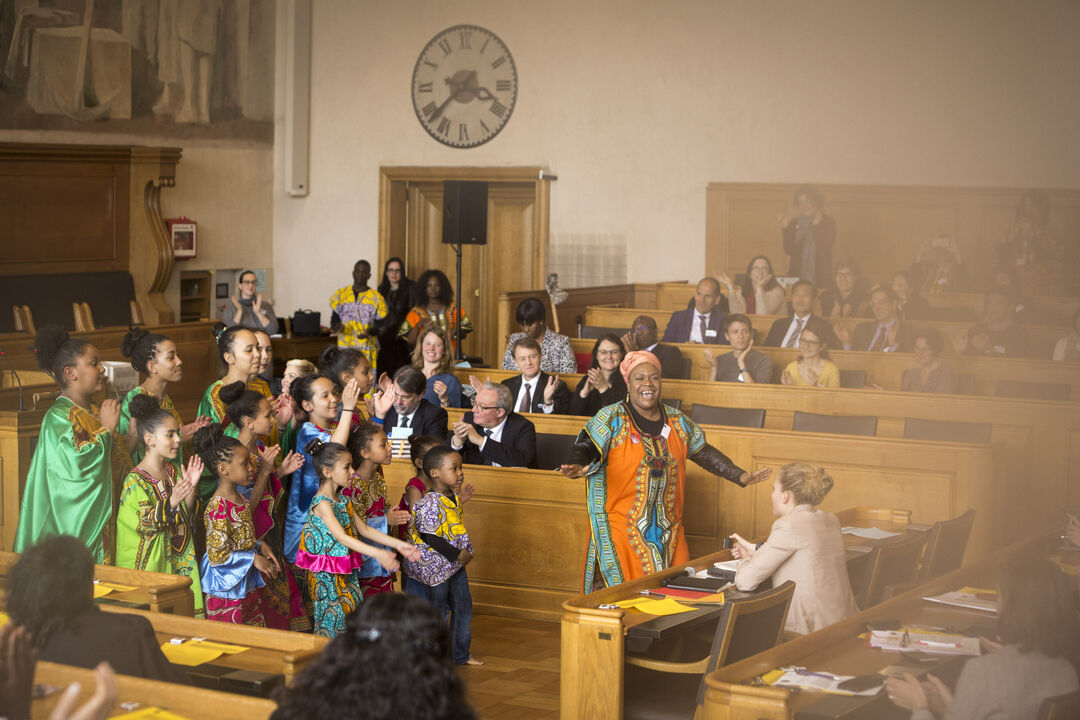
[452,411,536,468]
[764,314,841,349]
[501,372,570,415]
[649,343,686,379]
[852,319,917,353]
[384,399,448,439]
[661,308,728,345]
[734,505,859,636]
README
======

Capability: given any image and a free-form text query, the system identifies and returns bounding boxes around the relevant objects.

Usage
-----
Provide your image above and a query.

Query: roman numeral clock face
[412,25,518,148]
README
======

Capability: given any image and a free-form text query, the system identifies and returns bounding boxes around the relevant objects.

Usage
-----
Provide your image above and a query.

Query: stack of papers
[869,630,981,656]
[841,526,902,540]
[92,580,138,598]
[764,668,883,696]
[160,638,250,666]
[611,596,697,616]
[923,587,998,614]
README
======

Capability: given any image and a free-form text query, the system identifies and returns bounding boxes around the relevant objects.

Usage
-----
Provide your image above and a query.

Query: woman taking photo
[227,270,278,333]
[399,269,472,355]
[501,297,576,374]
[780,320,841,388]
[559,351,770,592]
[718,255,787,316]
[412,325,465,408]
[568,334,627,417]
[728,463,858,635]
[376,257,414,378]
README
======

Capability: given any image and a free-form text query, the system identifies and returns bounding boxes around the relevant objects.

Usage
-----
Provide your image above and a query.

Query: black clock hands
[429,71,499,122]
[428,77,468,122]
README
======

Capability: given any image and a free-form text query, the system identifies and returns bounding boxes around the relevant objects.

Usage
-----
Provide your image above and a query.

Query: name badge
[389,426,414,439]
[705,329,717,337]
[660,425,671,439]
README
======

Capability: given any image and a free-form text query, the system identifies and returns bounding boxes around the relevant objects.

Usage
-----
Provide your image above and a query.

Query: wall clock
[411,25,518,148]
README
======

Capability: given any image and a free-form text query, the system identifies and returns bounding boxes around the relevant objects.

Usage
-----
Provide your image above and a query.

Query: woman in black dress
[376,257,414,378]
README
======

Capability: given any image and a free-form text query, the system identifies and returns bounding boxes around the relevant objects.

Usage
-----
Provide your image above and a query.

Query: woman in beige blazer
[729,463,858,636]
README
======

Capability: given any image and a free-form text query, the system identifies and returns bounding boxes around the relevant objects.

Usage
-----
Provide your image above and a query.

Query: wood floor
[456,614,562,719]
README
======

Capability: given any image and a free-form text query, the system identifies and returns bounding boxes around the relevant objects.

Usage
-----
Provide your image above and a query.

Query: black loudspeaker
[442,181,488,245]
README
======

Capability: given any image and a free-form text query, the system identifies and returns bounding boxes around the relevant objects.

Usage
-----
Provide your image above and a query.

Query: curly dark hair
[304,438,350,481]
[34,325,90,388]
[192,422,244,474]
[412,269,455,308]
[128,393,174,439]
[346,422,386,467]
[318,345,368,394]
[219,380,266,430]
[7,535,95,648]
[121,327,170,374]
[271,593,475,720]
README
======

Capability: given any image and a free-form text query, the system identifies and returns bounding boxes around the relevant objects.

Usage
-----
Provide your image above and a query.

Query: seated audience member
[1052,308,1080,362]
[450,380,536,468]
[413,326,465,408]
[719,255,787,316]
[779,185,836,288]
[622,315,685,379]
[705,314,773,383]
[891,270,932,321]
[953,290,1031,359]
[780,320,841,388]
[911,234,968,295]
[886,556,1080,720]
[836,286,916,353]
[901,328,957,394]
[226,269,278,333]
[6,535,188,684]
[818,260,868,318]
[661,277,728,344]
[763,279,840,349]
[377,366,449,439]
[501,337,570,415]
[253,328,278,394]
[270,592,476,720]
[998,189,1061,297]
[501,297,576,373]
[400,269,471,355]
[729,463,858,635]
[569,334,627,416]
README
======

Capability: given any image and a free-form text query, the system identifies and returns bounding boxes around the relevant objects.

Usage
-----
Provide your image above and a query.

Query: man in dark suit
[450,380,536,468]
[500,337,570,414]
[623,315,685,379]
[763,279,841,349]
[838,286,917,353]
[377,366,448,438]
[661,277,728,344]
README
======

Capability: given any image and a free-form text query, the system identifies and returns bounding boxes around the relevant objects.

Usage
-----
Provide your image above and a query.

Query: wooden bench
[584,305,1069,362]
[33,660,275,719]
[0,551,195,616]
[101,605,327,688]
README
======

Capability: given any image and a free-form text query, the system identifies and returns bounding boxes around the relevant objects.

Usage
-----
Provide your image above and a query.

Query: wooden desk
[699,531,1055,720]
[101,605,327,687]
[442,407,1001,562]
[32,660,275,719]
[0,552,195,616]
[560,510,912,720]
[269,334,335,375]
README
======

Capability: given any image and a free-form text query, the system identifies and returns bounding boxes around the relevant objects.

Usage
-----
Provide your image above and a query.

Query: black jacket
[384,399,449,439]
[500,372,570,415]
[451,411,537,468]
[763,314,841,349]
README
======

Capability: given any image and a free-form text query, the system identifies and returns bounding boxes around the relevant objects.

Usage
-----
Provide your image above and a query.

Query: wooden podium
[0,407,46,552]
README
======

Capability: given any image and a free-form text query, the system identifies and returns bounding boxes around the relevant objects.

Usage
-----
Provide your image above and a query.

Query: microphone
[0,349,25,411]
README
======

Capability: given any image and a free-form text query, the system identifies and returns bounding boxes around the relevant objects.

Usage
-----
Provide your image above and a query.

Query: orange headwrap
[620,350,661,383]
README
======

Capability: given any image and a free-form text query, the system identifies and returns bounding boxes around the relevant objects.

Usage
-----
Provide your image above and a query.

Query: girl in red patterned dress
[194,423,282,625]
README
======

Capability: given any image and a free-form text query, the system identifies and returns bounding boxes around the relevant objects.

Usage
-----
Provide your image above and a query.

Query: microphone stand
[0,350,25,411]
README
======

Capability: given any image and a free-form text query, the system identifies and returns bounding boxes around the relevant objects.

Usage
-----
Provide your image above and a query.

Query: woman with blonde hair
[411,325,465,408]
[729,463,858,635]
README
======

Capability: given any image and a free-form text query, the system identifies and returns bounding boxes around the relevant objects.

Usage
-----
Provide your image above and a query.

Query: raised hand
[259,444,281,470]
[468,374,484,393]
[254,293,263,312]
[341,377,361,412]
[170,469,198,509]
[373,380,398,418]
[99,399,121,432]
[276,450,304,477]
[780,368,793,386]
[578,376,594,397]
[273,395,293,426]
[458,482,476,504]
[714,271,734,289]
[703,349,718,368]
[543,375,558,404]
[951,328,969,354]
[230,293,242,310]
[433,379,449,403]
[181,415,212,442]
[586,367,609,393]
[48,661,116,720]
[833,323,851,344]
[620,330,637,352]
[739,467,772,486]
[0,624,36,720]
[728,532,755,560]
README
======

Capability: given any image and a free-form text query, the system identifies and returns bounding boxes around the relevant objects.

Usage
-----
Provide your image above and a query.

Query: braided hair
[192,422,244,474]
[219,380,266,430]
[270,593,475,720]
[121,327,170,374]
[34,325,90,388]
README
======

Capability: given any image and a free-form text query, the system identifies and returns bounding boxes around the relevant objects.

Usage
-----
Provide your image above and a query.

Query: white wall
[272,0,1080,315]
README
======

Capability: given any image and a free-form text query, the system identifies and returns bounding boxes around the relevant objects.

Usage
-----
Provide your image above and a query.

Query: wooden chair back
[860,532,929,608]
[579,325,625,339]
[792,410,878,437]
[838,369,867,389]
[995,379,1071,401]
[903,418,992,444]
[72,301,95,332]
[129,299,146,326]
[1036,690,1080,720]
[534,432,575,470]
[690,404,766,429]
[663,397,683,411]
[917,509,976,581]
[12,305,35,334]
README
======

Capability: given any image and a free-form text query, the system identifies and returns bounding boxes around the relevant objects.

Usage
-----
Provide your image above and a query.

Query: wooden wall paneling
[705,183,1080,296]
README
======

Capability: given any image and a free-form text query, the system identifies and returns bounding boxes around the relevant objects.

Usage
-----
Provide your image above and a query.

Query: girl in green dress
[118,327,211,471]
[116,394,206,616]
[14,325,131,563]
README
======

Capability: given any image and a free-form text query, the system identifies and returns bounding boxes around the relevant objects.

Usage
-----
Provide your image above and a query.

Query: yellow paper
[111,708,190,720]
[92,584,114,598]
[159,641,224,667]
[93,581,138,597]
[629,597,698,616]
[613,597,650,609]
[761,669,785,685]
[192,639,249,654]
[1051,555,1079,576]
[0,612,9,627]
[678,592,725,605]
[958,587,997,596]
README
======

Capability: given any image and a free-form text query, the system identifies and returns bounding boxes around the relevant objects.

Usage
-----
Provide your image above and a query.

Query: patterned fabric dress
[117,387,184,473]
[116,465,205,617]
[296,494,364,638]
[501,330,578,374]
[403,490,472,588]
[240,441,310,631]
[201,496,267,626]
[14,396,132,564]
[394,476,429,541]
[348,467,394,598]
[398,304,472,354]
[330,285,387,366]
[577,402,706,593]
[196,379,279,500]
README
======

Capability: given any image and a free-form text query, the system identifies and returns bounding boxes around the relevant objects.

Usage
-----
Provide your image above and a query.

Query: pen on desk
[915,639,961,648]
[792,668,841,680]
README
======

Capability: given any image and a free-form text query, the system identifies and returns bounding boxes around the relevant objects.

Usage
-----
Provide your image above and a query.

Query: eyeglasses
[239,280,257,285]
[472,400,498,411]
[799,338,821,346]
[597,349,621,357]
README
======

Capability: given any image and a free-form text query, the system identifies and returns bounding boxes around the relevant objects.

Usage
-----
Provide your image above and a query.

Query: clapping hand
[620,330,638,352]
[340,377,361,413]
[230,293,242,310]
[253,293,264,313]
[833,323,851,345]
[433,379,449,404]
[586,367,610,393]
[181,415,212,441]
[99,399,121,432]
[714,271,735,289]
[458,482,476,504]
[453,420,483,447]
[780,368,793,386]
[276,450,304,477]
[468,374,484,393]
[727,532,755,560]
[48,661,117,720]
[373,373,398,417]
[704,349,718,368]
[543,375,558,405]
[804,366,819,386]
[0,624,36,720]
[273,394,293,426]
[170,456,202,509]
[259,443,281,471]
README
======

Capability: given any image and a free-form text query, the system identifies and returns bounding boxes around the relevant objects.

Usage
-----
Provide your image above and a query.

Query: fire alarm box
[166,217,198,259]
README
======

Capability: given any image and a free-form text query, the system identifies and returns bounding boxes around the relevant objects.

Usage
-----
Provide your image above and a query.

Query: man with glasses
[622,315,685,379]
[450,380,537,468]
[835,287,916,352]
[376,366,448,439]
